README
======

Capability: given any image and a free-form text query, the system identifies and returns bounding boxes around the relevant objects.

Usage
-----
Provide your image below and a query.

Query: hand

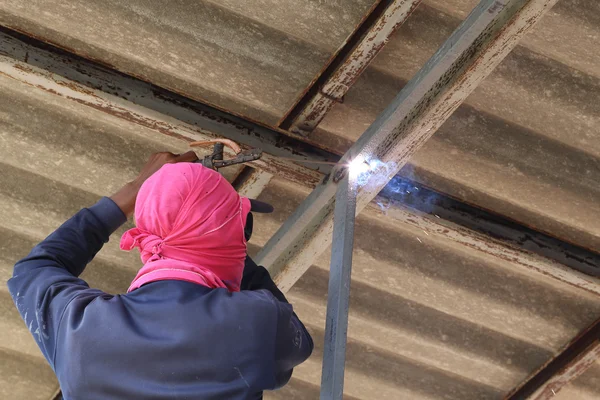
[110,151,198,217]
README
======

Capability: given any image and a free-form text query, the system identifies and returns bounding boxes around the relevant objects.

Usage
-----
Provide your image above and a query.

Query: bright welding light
[348,156,371,176]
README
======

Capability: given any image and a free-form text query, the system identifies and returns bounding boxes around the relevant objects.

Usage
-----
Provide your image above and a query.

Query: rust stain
[488,1,505,15]
[4,24,119,71]
[286,0,422,132]
[68,92,323,186]
[12,63,34,73]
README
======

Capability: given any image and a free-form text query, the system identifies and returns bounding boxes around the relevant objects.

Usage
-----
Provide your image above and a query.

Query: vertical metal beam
[320,170,358,400]
[505,318,600,400]
[281,0,422,135]
[256,0,560,293]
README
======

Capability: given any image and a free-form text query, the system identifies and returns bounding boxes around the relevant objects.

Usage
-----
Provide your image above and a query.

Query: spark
[417,237,422,243]
[348,156,371,176]
[551,389,556,396]
[435,214,441,219]
[423,230,429,236]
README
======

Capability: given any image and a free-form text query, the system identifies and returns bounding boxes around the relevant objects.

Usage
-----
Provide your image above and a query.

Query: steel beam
[320,172,358,400]
[232,167,273,199]
[0,28,338,188]
[370,200,600,296]
[281,0,422,135]
[504,318,600,400]
[379,176,600,287]
[256,0,561,293]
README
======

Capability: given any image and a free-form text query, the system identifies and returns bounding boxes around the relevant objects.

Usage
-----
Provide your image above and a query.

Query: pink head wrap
[120,163,251,292]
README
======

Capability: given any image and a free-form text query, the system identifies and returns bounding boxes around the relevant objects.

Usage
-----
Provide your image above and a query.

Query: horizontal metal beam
[371,198,600,297]
[504,318,600,400]
[281,0,422,135]
[380,176,600,281]
[0,27,338,188]
[256,0,561,293]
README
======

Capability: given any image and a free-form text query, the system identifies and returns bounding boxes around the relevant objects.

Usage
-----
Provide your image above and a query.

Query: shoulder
[229,289,282,313]
[227,289,292,327]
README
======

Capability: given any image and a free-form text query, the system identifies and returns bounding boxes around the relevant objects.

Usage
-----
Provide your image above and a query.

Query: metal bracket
[191,140,262,171]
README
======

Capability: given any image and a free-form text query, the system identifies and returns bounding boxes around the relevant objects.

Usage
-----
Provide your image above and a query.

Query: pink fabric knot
[120,228,167,263]
[120,163,251,293]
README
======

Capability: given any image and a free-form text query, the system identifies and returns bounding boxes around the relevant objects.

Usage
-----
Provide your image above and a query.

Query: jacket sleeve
[6,197,126,368]
[271,300,314,389]
[241,256,313,387]
[241,255,288,303]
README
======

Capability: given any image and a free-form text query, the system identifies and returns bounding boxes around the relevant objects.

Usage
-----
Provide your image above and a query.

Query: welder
[7,151,313,399]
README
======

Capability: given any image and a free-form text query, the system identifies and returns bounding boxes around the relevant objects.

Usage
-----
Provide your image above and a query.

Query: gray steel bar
[320,170,358,400]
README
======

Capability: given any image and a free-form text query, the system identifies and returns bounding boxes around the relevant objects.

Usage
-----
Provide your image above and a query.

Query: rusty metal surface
[531,347,599,399]
[380,177,600,278]
[0,0,379,127]
[371,200,600,296]
[281,0,422,135]
[504,318,600,400]
[0,28,338,188]
[551,363,600,400]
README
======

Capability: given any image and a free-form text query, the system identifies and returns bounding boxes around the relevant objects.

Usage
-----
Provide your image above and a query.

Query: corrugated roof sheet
[0,0,378,126]
[0,0,599,399]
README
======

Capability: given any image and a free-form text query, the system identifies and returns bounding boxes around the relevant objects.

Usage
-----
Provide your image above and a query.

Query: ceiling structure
[0,0,599,399]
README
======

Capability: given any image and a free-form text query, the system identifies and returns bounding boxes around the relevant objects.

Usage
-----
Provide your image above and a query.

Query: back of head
[121,163,251,292]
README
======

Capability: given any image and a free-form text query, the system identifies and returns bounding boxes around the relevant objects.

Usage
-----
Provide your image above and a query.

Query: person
[7,151,313,400]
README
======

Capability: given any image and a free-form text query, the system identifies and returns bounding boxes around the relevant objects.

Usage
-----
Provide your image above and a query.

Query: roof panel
[0,0,377,126]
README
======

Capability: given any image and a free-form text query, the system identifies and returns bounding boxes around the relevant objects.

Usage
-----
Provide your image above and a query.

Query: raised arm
[7,197,126,365]
[7,151,198,367]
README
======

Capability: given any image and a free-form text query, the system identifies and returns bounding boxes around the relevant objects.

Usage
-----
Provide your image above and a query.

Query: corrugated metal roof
[0,0,599,399]
[0,0,378,126]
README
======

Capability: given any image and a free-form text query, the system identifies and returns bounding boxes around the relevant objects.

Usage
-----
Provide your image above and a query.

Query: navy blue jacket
[7,197,313,399]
